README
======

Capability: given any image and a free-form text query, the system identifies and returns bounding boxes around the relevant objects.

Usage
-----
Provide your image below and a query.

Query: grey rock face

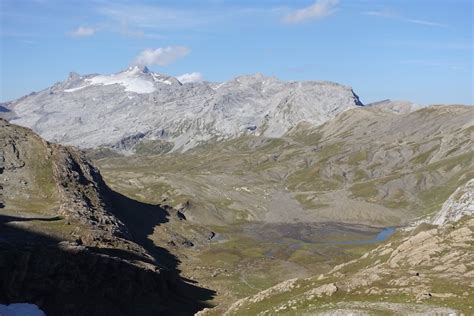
[8,67,363,151]
[432,179,474,225]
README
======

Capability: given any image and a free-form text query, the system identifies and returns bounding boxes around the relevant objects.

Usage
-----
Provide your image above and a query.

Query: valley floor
[2,106,473,315]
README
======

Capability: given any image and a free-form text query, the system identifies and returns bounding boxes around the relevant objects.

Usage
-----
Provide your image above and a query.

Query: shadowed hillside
[0,119,215,315]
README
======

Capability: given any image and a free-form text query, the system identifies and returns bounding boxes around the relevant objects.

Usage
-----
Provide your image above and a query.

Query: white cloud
[70,26,96,37]
[98,4,269,30]
[133,46,190,67]
[177,72,203,83]
[363,10,449,28]
[282,0,338,24]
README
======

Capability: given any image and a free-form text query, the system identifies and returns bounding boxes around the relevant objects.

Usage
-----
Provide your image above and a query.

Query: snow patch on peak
[85,70,156,94]
[63,67,181,93]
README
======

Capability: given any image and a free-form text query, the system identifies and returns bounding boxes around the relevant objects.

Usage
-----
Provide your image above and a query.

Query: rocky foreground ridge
[0,119,214,315]
[4,67,363,152]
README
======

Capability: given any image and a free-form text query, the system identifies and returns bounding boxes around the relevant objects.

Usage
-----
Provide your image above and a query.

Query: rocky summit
[4,68,362,152]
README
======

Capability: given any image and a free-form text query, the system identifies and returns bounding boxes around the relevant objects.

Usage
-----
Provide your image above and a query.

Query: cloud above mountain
[133,46,190,66]
[177,72,203,83]
[282,0,338,24]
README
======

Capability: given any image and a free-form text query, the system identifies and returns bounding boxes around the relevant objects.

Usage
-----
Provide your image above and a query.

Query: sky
[0,0,473,105]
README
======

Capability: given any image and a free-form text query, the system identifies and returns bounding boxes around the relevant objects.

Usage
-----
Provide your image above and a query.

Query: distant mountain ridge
[5,67,363,152]
[366,99,421,113]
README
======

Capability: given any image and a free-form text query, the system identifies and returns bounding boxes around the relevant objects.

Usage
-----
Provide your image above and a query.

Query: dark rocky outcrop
[0,241,174,315]
[0,227,214,316]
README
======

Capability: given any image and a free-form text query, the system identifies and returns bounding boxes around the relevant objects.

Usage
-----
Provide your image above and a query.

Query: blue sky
[1,0,472,104]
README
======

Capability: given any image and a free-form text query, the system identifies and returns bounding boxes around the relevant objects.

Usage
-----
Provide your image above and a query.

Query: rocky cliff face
[432,178,474,225]
[5,68,362,152]
[0,119,214,315]
[50,144,131,241]
[0,118,128,245]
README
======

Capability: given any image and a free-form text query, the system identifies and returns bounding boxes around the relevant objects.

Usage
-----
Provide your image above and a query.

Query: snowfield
[85,66,158,93]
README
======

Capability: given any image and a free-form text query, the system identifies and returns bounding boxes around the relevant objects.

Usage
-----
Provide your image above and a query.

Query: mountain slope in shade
[6,68,363,151]
[0,118,215,315]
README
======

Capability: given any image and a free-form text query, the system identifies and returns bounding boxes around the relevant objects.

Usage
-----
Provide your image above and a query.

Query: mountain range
[1,68,472,315]
[4,66,364,152]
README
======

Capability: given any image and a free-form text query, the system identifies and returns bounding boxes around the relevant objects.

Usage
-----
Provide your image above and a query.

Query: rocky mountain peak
[8,69,364,152]
[67,71,81,81]
[124,65,150,74]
